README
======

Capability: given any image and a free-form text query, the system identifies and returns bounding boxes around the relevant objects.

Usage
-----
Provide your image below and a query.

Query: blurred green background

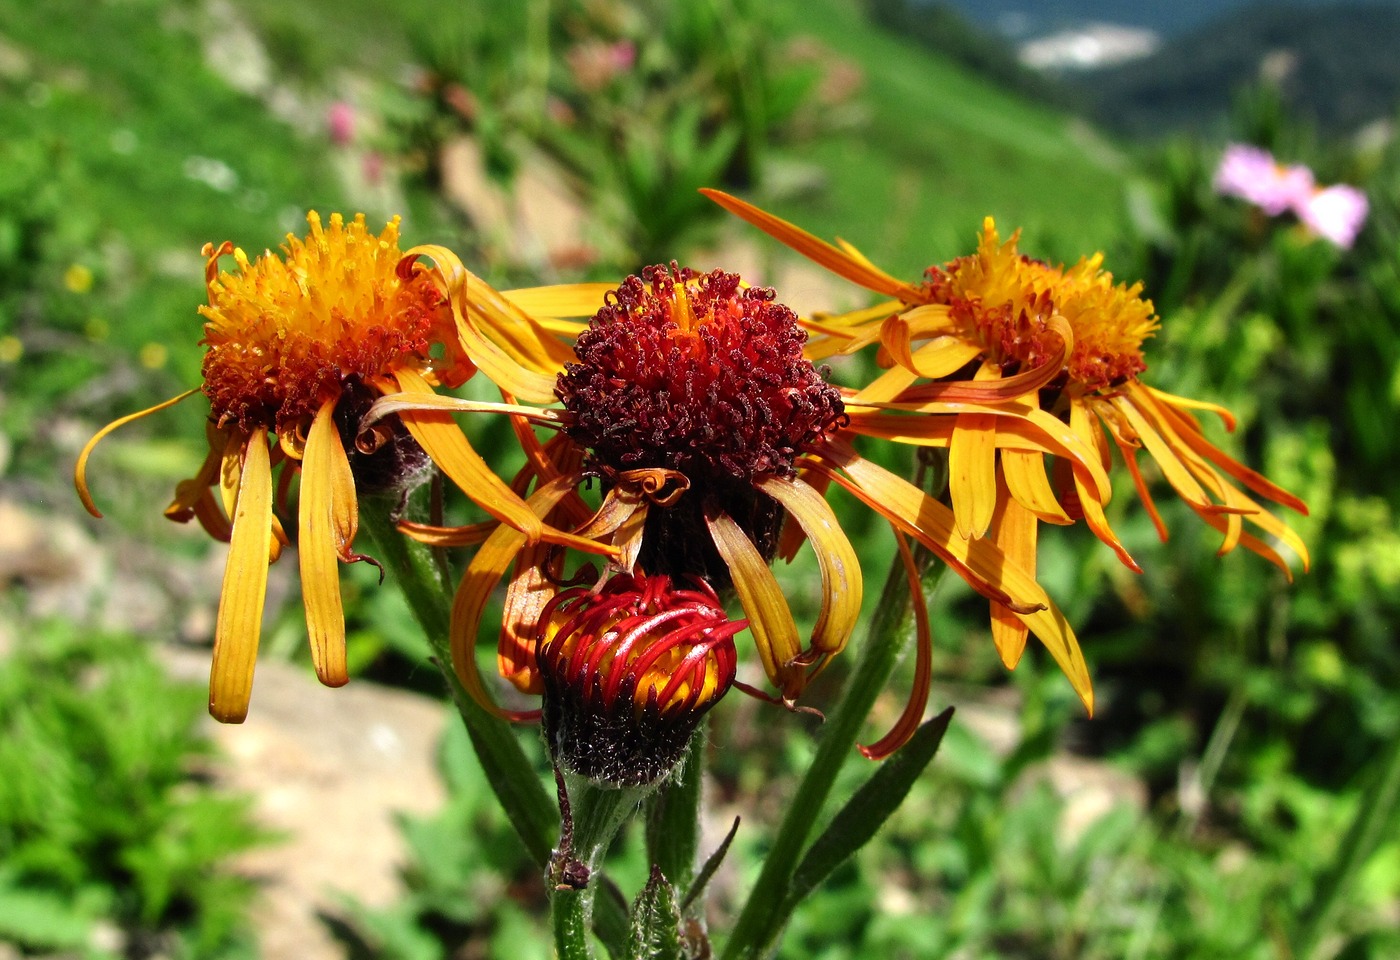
[2,0,1398,957]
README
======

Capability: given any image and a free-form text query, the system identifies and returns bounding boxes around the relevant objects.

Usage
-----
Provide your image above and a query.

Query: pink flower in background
[327,101,356,147]
[1214,143,1314,215]
[1215,143,1368,247]
[1297,184,1369,249]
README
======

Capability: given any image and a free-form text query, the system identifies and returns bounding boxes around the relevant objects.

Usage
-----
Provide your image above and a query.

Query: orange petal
[1139,384,1308,516]
[393,367,546,541]
[450,475,581,720]
[397,519,497,547]
[298,399,354,688]
[757,475,863,662]
[1069,401,1141,573]
[859,530,934,759]
[819,442,1094,714]
[701,188,923,301]
[989,477,1036,669]
[209,432,274,723]
[704,504,804,698]
[1143,384,1238,432]
[400,245,564,399]
[74,388,201,517]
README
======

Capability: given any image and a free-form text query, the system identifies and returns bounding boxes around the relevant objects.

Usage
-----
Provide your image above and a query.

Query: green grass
[758,0,1130,276]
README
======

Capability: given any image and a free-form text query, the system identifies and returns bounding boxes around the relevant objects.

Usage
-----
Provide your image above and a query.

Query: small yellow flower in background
[64,263,94,294]
[138,342,168,370]
[705,190,1309,675]
[0,336,22,364]
[75,212,598,723]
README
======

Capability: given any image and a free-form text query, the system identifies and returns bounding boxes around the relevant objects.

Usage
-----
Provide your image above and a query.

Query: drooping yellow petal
[363,392,564,430]
[397,519,496,547]
[704,504,804,699]
[884,334,985,383]
[298,399,354,688]
[1068,401,1141,573]
[75,388,201,517]
[701,188,923,302]
[209,432,274,723]
[1140,384,1308,516]
[949,412,998,540]
[757,475,863,662]
[820,443,1094,713]
[1002,449,1072,525]
[1143,384,1238,432]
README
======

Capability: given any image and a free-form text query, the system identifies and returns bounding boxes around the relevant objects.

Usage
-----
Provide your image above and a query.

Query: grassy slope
[761,0,1130,276]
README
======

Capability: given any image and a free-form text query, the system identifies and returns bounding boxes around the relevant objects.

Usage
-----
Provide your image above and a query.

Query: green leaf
[0,881,94,949]
[787,709,955,907]
[645,725,706,892]
[627,866,683,960]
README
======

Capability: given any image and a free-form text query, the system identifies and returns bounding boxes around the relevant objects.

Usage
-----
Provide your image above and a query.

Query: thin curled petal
[859,530,934,759]
[298,399,354,688]
[209,432,274,723]
[757,475,863,661]
[74,389,201,517]
[392,367,546,541]
[1069,401,1141,573]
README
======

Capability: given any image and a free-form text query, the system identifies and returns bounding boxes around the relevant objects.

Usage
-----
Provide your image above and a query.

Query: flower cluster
[76,201,1308,785]
[1214,143,1368,248]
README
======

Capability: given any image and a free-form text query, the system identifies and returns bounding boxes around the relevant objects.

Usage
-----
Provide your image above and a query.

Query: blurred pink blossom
[1297,184,1369,249]
[327,101,356,146]
[1214,144,1314,216]
[1214,143,1368,247]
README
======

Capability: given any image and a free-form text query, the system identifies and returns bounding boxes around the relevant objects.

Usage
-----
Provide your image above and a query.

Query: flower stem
[721,548,937,959]
[359,499,558,867]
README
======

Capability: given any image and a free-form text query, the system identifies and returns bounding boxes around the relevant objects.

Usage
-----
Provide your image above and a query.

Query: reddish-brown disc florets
[556,264,845,487]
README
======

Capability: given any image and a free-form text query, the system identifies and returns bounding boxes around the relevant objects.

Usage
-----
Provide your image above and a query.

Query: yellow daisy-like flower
[704,190,1309,673]
[369,262,1092,758]
[75,212,599,722]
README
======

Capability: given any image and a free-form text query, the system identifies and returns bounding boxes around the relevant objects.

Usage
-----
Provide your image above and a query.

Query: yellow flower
[704,190,1309,675]
[371,263,1091,757]
[75,212,596,722]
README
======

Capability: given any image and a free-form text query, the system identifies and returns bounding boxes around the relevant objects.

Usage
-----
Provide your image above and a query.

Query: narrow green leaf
[682,816,741,914]
[627,866,683,960]
[593,879,632,960]
[787,708,954,906]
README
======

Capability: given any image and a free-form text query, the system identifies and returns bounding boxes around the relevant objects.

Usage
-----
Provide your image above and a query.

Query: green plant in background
[394,0,822,270]
[0,622,266,958]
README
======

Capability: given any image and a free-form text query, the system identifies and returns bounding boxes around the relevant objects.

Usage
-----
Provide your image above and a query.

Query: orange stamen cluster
[199,212,457,435]
[923,220,1158,393]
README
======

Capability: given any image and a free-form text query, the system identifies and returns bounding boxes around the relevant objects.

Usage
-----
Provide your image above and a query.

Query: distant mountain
[1074,2,1400,137]
[931,0,1396,41]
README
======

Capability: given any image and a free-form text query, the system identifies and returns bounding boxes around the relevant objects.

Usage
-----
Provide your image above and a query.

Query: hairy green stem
[359,500,558,867]
[721,550,934,959]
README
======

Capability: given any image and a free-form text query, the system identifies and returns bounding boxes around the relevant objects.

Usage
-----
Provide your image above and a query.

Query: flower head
[538,572,743,786]
[1214,143,1315,216]
[1214,143,1368,247]
[378,260,1092,758]
[76,213,581,722]
[704,189,1308,714]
